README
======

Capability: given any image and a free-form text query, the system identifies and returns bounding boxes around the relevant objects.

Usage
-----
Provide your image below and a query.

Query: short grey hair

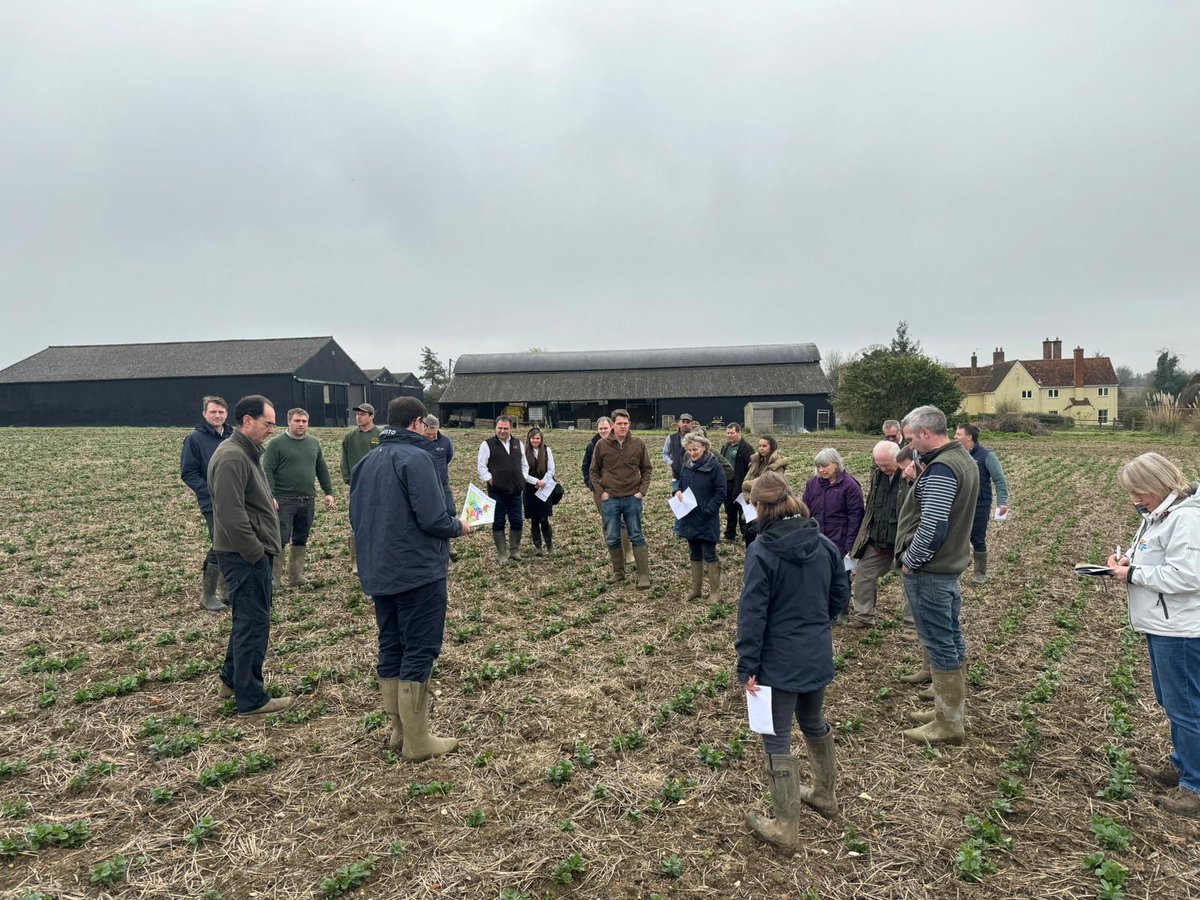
[597,416,612,427]
[872,440,899,461]
[903,405,948,436]
[814,447,844,472]
[683,432,711,451]
[423,414,440,429]
[882,419,901,433]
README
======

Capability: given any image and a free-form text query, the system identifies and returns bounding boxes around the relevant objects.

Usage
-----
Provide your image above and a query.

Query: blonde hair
[1117,452,1195,500]
[750,471,809,524]
[683,432,711,451]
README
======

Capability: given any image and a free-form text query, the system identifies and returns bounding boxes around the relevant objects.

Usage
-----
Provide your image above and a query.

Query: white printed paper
[746,684,775,735]
[844,555,859,572]
[534,475,556,502]
[994,509,1008,522]
[668,487,698,520]
[736,494,758,523]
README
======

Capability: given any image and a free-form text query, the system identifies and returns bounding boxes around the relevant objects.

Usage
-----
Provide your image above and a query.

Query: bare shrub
[993,397,1023,415]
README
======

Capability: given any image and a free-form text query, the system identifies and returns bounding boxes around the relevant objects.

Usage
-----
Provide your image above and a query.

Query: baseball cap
[353,403,376,414]
[679,413,694,422]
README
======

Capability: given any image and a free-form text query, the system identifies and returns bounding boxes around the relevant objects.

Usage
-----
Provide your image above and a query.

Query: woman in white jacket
[1107,452,1200,818]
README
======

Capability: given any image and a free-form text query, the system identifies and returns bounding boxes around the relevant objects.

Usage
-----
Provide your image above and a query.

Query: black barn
[363,368,425,413]
[0,336,371,427]
[438,343,833,431]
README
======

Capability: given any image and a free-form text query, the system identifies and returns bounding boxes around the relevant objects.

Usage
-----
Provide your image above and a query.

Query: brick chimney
[970,352,978,375]
[1043,338,1053,360]
[993,347,1005,365]
[1053,338,1062,359]
[1073,346,1084,388]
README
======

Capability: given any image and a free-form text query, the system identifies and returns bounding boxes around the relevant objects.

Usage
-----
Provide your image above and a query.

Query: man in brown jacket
[589,409,654,588]
[209,394,293,717]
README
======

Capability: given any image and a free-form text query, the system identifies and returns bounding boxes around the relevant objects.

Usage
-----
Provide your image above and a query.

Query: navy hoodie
[736,515,848,693]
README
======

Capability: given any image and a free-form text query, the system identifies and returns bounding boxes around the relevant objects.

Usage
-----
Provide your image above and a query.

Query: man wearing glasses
[208,395,293,716]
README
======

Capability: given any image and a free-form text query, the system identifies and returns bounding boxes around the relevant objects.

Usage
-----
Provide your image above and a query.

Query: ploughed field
[1,427,1198,899]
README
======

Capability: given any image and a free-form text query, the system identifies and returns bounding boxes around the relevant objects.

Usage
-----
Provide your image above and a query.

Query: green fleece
[340,426,381,484]
[263,432,334,497]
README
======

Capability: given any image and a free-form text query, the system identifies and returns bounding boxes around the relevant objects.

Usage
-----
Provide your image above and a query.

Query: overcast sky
[1,1,1196,379]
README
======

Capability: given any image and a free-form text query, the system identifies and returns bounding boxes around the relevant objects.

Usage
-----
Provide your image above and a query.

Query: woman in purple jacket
[802,448,864,619]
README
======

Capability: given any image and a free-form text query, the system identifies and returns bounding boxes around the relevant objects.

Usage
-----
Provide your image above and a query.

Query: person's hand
[998,505,1009,517]
[600,491,610,501]
[323,495,335,510]
[273,498,279,511]
[536,479,546,489]
[674,490,684,501]
[1106,554,1131,569]
[458,518,473,534]
[1111,564,1131,583]
[634,492,644,500]
[902,564,914,576]
[745,674,760,697]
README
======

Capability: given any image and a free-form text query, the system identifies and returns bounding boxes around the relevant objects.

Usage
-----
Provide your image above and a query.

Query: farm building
[951,338,1119,426]
[437,343,834,431]
[362,368,425,413]
[0,336,373,427]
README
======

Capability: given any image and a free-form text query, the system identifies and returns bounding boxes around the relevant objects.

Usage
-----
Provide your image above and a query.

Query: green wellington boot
[378,678,404,752]
[900,647,932,686]
[632,544,652,590]
[796,729,839,818]
[396,681,458,762]
[508,530,523,562]
[705,558,722,603]
[201,564,225,612]
[288,545,310,586]
[903,667,966,745]
[492,530,508,563]
[746,754,802,849]
[972,551,988,585]
[608,546,626,582]
[685,560,704,601]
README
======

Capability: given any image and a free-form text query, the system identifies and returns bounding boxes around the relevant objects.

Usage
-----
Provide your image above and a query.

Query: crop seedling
[90,855,132,887]
[552,852,586,885]
[465,808,486,827]
[842,826,869,854]
[546,758,575,785]
[1090,815,1132,852]
[149,786,174,804]
[659,853,684,878]
[0,760,30,780]
[574,741,596,768]
[189,815,220,846]
[319,855,378,898]
[407,780,452,799]
[955,839,997,882]
[388,841,407,856]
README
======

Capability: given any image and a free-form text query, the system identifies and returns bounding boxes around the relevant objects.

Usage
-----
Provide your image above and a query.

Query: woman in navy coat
[675,432,727,602]
[737,470,848,848]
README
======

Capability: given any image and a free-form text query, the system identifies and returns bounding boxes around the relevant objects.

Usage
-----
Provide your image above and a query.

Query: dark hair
[496,415,514,427]
[202,396,227,411]
[896,445,915,463]
[726,422,742,432]
[387,396,428,428]
[526,426,543,447]
[958,422,980,441]
[233,394,271,424]
[611,408,630,422]
[758,433,778,454]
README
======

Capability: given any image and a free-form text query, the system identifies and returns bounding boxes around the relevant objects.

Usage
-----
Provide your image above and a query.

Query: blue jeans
[1146,633,1200,794]
[217,551,274,712]
[490,491,523,533]
[602,496,645,548]
[902,570,967,671]
[762,686,828,754]
[373,579,448,683]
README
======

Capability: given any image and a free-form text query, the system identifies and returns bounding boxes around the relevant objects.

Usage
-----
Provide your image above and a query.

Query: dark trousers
[762,685,829,754]
[529,516,553,548]
[201,510,218,569]
[686,538,718,562]
[217,552,274,712]
[723,497,742,538]
[277,495,315,546]
[373,579,449,682]
[490,491,524,534]
[970,504,990,553]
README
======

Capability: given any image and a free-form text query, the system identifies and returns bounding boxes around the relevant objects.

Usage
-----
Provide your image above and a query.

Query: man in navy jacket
[350,396,473,761]
[180,396,234,611]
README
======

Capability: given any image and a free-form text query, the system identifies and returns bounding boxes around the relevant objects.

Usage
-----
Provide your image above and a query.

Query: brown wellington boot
[706,558,722,603]
[632,544,652,590]
[685,561,704,601]
[622,530,635,566]
[796,729,839,818]
[903,667,966,745]
[900,648,933,686]
[746,754,802,849]
[288,545,310,586]
[378,678,403,752]
[608,546,627,583]
[396,680,458,761]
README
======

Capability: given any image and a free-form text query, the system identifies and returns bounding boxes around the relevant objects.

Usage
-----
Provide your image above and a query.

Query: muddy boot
[508,530,523,562]
[396,680,458,761]
[621,529,634,566]
[288,545,309,586]
[706,558,722,603]
[917,684,936,701]
[685,561,704,601]
[903,667,966,745]
[1137,762,1181,789]
[746,754,801,849]
[899,648,932,686]
[493,530,509,563]
[608,546,626,582]
[796,729,839,817]
[632,544,652,590]
[972,551,988,585]
[272,553,284,590]
[201,563,225,612]
[378,678,403,752]
[1155,787,1200,817]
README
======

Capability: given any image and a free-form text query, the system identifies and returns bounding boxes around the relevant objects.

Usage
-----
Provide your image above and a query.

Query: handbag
[549,482,565,506]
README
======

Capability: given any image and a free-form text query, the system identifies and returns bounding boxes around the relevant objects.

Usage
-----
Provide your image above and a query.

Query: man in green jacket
[895,405,979,746]
[848,440,904,629]
[341,403,381,574]
[262,408,335,588]
[209,394,292,716]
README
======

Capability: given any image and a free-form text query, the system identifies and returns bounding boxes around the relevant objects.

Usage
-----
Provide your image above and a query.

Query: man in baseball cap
[341,402,381,573]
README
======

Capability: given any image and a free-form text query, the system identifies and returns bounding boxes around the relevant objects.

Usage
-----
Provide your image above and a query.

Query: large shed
[362,368,425,413]
[438,343,833,431]
[0,336,371,427]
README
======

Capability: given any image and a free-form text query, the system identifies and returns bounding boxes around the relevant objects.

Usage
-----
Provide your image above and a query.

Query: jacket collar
[231,429,264,461]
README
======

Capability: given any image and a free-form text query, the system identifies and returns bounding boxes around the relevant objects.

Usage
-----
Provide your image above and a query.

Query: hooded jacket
[741,450,789,498]
[802,471,865,557]
[736,515,848,693]
[181,421,233,513]
[350,427,463,596]
[1126,485,1200,637]
[677,451,727,543]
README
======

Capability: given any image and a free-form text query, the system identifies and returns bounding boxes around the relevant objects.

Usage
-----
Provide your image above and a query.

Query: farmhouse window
[1098,387,1110,397]
[1047,389,1059,398]
[1021,390,1032,399]
[1099,409,1109,425]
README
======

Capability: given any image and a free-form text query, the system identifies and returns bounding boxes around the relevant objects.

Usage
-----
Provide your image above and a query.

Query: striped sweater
[896,441,979,575]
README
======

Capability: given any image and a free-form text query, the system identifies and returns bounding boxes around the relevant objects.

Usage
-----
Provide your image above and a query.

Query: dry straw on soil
[1,428,1199,898]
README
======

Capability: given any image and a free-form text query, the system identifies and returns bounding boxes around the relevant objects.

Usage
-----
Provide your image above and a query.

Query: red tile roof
[952,356,1117,392]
